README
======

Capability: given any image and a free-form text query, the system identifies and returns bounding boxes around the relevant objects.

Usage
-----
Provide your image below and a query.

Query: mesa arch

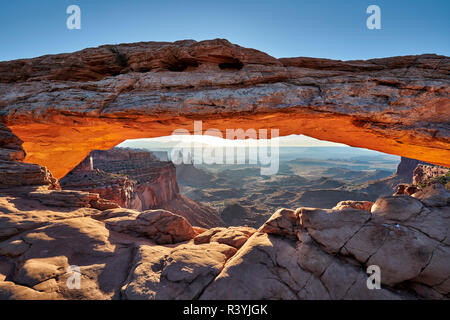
[0,39,449,179]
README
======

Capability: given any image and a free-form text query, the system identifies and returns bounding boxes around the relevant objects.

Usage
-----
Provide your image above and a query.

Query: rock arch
[0,39,449,178]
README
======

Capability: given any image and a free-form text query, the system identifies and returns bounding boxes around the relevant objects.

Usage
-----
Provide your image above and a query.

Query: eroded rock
[103,209,196,244]
[0,41,448,178]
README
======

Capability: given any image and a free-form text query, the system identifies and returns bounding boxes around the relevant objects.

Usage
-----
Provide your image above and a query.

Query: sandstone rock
[0,194,96,241]
[192,226,207,236]
[413,164,449,186]
[412,183,450,207]
[396,157,431,182]
[201,231,402,300]
[61,148,224,228]
[193,226,256,249]
[400,206,450,243]
[0,41,448,179]
[122,242,237,300]
[415,244,450,293]
[0,161,59,189]
[200,232,302,300]
[371,195,424,221]
[158,194,224,228]
[61,169,137,208]
[358,157,429,199]
[15,256,69,287]
[90,198,121,210]
[365,227,436,286]
[298,207,371,254]
[0,187,449,300]
[0,281,58,300]
[0,148,25,162]
[259,208,299,239]
[0,109,449,300]
[333,200,374,212]
[104,209,196,244]
[394,184,419,196]
[26,189,119,210]
[1,216,136,300]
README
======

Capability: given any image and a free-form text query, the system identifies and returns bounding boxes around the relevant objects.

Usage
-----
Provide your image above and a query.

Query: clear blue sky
[1,0,449,61]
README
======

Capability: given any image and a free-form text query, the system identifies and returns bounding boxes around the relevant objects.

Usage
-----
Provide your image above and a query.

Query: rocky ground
[1,124,449,300]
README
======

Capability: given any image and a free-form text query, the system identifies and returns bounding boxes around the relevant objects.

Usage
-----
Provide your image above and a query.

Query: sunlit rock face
[60,148,224,228]
[61,148,178,209]
[0,39,448,178]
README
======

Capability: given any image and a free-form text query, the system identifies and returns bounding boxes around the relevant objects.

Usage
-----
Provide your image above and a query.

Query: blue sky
[1,0,449,61]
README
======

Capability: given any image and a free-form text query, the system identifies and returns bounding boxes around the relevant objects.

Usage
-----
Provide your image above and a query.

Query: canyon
[0,39,449,300]
[60,148,223,228]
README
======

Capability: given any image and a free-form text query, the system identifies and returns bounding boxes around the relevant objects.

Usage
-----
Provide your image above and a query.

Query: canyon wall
[60,148,223,228]
[0,39,448,178]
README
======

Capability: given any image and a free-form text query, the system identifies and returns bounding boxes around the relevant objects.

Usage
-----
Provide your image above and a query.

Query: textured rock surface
[333,200,374,212]
[413,164,449,186]
[1,180,449,299]
[0,39,448,178]
[100,208,196,244]
[201,197,450,300]
[61,148,224,228]
[0,124,59,190]
[358,157,431,199]
[412,183,450,207]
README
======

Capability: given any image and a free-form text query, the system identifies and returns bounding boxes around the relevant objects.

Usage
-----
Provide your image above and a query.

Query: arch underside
[8,109,450,179]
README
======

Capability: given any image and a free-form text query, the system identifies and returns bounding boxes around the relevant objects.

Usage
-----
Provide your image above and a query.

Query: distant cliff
[60,148,224,228]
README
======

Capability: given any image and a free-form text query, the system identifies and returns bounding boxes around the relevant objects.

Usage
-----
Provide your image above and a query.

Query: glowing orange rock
[0,39,448,178]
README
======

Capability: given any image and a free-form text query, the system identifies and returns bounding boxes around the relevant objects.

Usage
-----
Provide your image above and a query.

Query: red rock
[0,40,448,178]
[333,200,374,212]
[60,148,224,228]
[413,164,449,186]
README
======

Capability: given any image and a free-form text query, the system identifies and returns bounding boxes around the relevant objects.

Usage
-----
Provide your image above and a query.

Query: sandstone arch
[0,39,449,178]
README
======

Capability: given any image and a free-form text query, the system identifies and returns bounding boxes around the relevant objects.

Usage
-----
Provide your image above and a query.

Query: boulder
[333,200,374,212]
[104,209,196,244]
[193,226,256,249]
[371,196,424,221]
[412,183,450,207]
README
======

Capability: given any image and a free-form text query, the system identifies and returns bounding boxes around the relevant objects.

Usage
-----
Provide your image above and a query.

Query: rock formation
[413,164,449,186]
[0,39,449,300]
[0,39,448,178]
[0,124,448,300]
[60,148,223,228]
[1,169,449,299]
[358,157,432,198]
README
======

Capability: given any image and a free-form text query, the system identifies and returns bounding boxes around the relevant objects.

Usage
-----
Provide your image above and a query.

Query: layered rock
[60,148,224,228]
[358,157,433,198]
[0,39,448,178]
[394,163,449,201]
[0,125,118,213]
[0,124,59,190]
[413,164,449,186]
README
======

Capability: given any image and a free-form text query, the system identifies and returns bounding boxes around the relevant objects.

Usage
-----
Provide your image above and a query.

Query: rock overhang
[0,39,449,178]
